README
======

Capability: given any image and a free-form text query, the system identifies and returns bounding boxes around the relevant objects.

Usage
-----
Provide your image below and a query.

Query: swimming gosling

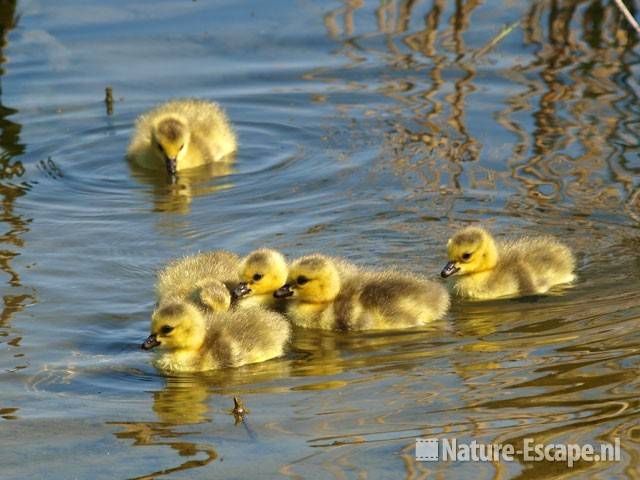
[141,301,290,373]
[441,226,576,300]
[156,250,240,311]
[274,254,449,331]
[127,98,237,175]
[232,249,288,310]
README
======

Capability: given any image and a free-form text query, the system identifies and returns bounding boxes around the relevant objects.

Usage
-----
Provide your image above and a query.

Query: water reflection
[109,363,289,478]
[109,420,218,480]
[0,0,34,374]
[127,160,235,214]
[319,0,640,228]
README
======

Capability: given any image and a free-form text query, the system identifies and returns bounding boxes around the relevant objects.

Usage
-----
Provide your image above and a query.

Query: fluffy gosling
[441,226,576,300]
[142,301,290,373]
[232,249,288,310]
[156,251,240,311]
[274,254,450,331]
[127,98,237,175]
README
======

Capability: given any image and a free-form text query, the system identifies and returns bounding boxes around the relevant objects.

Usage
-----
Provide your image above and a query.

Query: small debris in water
[105,86,114,116]
[232,396,249,424]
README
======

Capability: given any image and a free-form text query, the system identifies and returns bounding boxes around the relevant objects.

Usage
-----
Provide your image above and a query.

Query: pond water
[1,0,640,478]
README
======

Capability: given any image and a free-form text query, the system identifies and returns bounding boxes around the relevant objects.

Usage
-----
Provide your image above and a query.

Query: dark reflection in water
[0,0,34,380]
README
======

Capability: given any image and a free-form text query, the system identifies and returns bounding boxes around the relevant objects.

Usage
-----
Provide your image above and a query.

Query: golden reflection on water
[109,419,218,480]
[127,159,235,215]
[318,0,640,228]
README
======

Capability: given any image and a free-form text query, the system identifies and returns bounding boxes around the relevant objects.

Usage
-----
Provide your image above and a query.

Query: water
[1,0,640,478]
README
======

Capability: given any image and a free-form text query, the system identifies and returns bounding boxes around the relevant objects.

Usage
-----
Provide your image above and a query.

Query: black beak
[441,261,460,278]
[141,334,161,350]
[164,156,177,176]
[232,282,251,300]
[274,284,294,298]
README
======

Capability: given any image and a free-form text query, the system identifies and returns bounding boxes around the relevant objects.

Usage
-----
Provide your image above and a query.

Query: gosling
[127,98,237,175]
[274,254,450,331]
[156,250,240,311]
[141,301,290,373]
[231,249,288,310]
[441,226,576,300]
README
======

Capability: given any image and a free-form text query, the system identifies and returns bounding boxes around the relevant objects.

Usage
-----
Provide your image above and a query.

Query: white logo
[416,438,621,467]
[415,439,439,461]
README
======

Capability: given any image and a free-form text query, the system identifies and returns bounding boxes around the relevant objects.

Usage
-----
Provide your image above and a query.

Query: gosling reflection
[289,325,448,382]
[127,160,234,214]
[109,377,216,479]
[152,363,292,425]
[109,420,218,480]
[152,377,212,425]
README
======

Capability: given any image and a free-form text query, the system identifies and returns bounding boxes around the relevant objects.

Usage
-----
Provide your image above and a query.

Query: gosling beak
[232,282,251,300]
[441,261,460,278]
[274,284,294,298]
[164,156,177,176]
[141,334,161,350]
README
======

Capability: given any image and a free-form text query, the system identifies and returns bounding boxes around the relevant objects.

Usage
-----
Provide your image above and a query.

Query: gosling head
[274,254,340,303]
[232,249,288,300]
[151,116,190,176]
[197,280,232,312]
[142,301,205,352]
[441,226,498,278]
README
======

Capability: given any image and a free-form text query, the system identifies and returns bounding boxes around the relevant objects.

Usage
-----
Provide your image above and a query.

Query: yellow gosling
[441,226,576,300]
[231,249,288,310]
[156,250,239,306]
[193,279,233,313]
[127,98,237,175]
[274,254,449,331]
[142,301,290,373]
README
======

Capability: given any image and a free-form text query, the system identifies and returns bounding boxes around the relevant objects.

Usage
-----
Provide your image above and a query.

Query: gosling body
[142,302,290,373]
[276,255,449,331]
[127,98,237,175]
[441,226,575,300]
[156,250,240,311]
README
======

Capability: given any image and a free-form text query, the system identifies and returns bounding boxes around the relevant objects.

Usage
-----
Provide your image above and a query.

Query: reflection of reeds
[0,2,34,356]
[315,0,640,227]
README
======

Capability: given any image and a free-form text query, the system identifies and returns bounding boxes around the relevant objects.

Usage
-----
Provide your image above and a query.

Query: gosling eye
[160,325,174,335]
[178,144,184,151]
[252,273,263,281]
[462,252,472,261]
[156,143,165,154]
[297,276,309,285]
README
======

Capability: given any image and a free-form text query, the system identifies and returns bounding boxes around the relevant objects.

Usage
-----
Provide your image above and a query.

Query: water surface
[1,0,640,478]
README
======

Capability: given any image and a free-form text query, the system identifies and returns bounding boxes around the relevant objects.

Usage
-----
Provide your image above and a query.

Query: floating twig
[231,397,256,440]
[232,397,248,417]
[613,0,640,34]
[473,20,521,60]
[105,86,114,116]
